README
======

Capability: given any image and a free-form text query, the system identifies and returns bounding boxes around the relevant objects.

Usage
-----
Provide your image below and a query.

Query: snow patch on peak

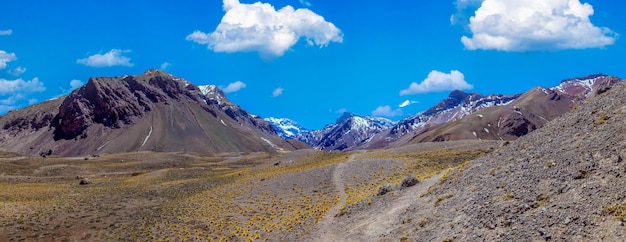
[551,75,606,95]
[199,85,226,105]
[264,117,310,140]
[198,85,217,96]
[350,116,370,130]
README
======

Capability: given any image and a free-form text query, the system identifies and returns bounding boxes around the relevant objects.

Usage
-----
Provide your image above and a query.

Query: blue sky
[1,0,624,129]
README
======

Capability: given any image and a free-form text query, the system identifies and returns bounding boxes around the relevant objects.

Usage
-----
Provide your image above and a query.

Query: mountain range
[0,70,304,157]
[0,71,621,156]
[266,112,395,150]
[267,74,622,151]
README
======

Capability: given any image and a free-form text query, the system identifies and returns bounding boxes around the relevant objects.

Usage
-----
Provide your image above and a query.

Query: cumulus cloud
[69,79,84,90]
[398,100,418,108]
[272,87,284,97]
[0,50,17,69]
[0,78,46,95]
[222,81,246,93]
[372,105,403,117]
[0,29,12,36]
[461,0,617,51]
[0,77,46,113]
[186,0,343,58]
[76,49,134,67]
[400,70,473,95]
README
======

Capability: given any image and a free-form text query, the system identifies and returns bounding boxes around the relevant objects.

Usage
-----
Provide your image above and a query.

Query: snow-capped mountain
[267,112,396,151]
[360,90,519,149]
[264,117,310,140]
[311,112,395,151]
[551,74,615,99]
[269,74,622,151]
[361,74,621,149]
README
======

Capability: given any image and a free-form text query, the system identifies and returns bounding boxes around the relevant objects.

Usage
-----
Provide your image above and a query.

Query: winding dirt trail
[305,152,358,241]
[305,153,441,242]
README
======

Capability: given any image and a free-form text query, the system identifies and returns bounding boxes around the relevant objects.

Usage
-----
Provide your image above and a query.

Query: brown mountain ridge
[0,69,303,157]
[360,74,622,149]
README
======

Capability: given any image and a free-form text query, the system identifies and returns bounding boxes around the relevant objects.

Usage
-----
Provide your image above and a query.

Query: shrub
[603,202,626,221]
[377,184,394,196]
[400,176,419,188]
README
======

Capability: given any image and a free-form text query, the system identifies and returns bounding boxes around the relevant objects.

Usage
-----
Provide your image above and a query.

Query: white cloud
[69,79,84,90]
[372,105,403,117]
[222,81,246,93]
[76,49,134,67]
[0,78,46,113]
[398,100,418,108]
[186,0,343,58]
[0,29,12,36]
[160,62,171,70]
[0,78,46,95]
[272,87,284,97]
[335,108,347,114]
[0,94,23,106]
[400,70,473,95]
[0,50,17,69]
[7,66,26,76]
[299,0,312,7]
[461,0,617,51]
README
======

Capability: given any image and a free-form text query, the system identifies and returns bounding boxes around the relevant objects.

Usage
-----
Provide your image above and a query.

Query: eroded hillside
[386,81,626,241]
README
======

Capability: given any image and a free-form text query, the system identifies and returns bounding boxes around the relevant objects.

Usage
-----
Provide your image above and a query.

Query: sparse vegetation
[336,144,489,216]
[603,202,626,221]
[434,194,453,207]
[502,191,514,200]
[594,112,610,126]
[0,141,493,241]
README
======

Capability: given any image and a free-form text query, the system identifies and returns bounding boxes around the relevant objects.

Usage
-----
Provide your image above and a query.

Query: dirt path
[306,152,358,241]
[306,157,441,242]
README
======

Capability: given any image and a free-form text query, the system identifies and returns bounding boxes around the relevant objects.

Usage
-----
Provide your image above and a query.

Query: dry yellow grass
[337,145,488,215]
[0,143,492,241]
[603,202,626,221]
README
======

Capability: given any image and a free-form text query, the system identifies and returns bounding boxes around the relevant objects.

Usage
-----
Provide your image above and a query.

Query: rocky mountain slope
[0,70,301,156]
[361,90,519,149]
[404,74,621,144]
[314,112,395,150]
[389,80,626,241]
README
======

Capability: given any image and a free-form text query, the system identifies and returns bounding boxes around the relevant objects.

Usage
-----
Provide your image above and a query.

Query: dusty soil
[0,141,493,241]
[385,82,626,241]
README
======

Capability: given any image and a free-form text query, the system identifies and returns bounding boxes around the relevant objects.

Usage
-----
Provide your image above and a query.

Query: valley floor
[0,141,494,241]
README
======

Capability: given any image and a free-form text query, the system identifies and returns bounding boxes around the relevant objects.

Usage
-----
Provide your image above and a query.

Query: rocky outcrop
[0,69,294,156]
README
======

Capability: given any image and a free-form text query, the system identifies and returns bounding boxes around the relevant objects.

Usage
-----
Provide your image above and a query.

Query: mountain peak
[448,89,467,97]
[560,73,607,84]
[140,69,173,78]
[0,70,294,156]
[336,112,358,124]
